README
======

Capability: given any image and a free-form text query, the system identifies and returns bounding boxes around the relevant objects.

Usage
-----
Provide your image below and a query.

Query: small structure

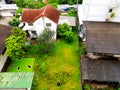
[58,16,76,27]
[21,5,60,39]
[0,24,12,72]
[0,72,34,90]
[0,4,18,17]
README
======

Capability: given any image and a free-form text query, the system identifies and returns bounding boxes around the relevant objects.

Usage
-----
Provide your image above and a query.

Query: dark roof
[0,24,12,54]
[81,55,120,82]
[84,21,120,54]
[21,5,60,24]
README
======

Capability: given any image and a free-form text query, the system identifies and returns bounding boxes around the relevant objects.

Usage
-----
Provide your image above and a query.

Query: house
[78,0,120,24]
[0,72,34,90]
[21,5,60,39]
[0,24,12,72]
[0,4,18,17]
[80,21,120,85]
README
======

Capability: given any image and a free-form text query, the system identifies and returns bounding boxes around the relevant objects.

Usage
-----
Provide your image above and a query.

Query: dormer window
[46,23,51,27]
[28,23,33,26]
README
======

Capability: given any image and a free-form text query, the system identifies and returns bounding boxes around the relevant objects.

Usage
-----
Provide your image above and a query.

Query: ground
[25,33,82,90]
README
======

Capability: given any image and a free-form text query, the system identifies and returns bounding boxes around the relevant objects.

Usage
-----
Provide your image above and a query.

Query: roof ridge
[41,5,49,15]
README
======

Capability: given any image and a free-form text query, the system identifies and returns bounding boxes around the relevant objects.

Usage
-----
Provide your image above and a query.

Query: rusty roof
[84,21,120,54]
[21,5,60,24]
[0,24,12,54]
[81,55,120,82]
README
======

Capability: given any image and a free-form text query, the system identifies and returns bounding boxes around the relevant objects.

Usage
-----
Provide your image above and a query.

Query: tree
[37,28,55,55]
[5,27,26,60]
[57,23,74,42]
[68,9,76,17]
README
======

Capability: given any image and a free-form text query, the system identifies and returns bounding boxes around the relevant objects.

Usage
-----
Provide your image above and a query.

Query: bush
[8,17,20,27]
[64,31,74,42]
[57,23,74,42]
[68,9,76,17]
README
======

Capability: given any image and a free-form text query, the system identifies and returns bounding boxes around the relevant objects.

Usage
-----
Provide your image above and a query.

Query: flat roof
[81,55,120,82]
[0,72,34,88]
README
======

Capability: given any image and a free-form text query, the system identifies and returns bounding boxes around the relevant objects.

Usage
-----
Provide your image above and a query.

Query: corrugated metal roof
[81,55,120,82]
[84,21,120,54]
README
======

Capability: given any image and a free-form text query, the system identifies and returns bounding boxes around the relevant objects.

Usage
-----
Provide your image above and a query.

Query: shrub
[8,17,20,27]
[64,31,74,42]
[68,9,76,17]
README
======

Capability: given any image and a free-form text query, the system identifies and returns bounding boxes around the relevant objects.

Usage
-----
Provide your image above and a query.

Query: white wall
[79,0,120,22]
[0,10,15,16]
[22,16,57,39]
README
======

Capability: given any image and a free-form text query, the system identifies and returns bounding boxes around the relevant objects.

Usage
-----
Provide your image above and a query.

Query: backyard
[25,32,82,90]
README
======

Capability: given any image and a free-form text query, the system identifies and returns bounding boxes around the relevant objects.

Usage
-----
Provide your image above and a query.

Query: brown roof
[0,24,12,54]
[21,5,60,24]
[84,21,120,54]
[81,55,120,82]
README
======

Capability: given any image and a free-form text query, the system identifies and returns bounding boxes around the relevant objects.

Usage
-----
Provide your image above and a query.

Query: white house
[21,5,60,39]
[0,4,18,17]
[78,0,120,24]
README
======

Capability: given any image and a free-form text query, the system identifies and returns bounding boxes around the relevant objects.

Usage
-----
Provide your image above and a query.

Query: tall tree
[5,27,26,60]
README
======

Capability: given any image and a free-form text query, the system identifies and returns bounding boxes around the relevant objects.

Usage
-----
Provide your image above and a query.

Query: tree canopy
[5,27,27,60]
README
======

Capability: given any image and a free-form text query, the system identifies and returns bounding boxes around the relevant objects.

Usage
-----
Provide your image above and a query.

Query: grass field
[30,33,82,90]
[7,58,35,72]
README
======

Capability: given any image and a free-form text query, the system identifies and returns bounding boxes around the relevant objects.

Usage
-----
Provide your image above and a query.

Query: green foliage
[57,23,74,42]
[5,27,26,60]
[110,12,115,18]
[68,9,76,17]
[14,0,45,9]
[40,62,47,73]
[49,3,58,8]
[64,31,74,42]
[8,17,20,27]
[48,0,82,4]
[83,84,91,90]
[79,43,86,55]
[37,28,55,55]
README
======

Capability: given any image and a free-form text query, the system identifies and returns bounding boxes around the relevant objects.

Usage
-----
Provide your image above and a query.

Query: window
[46,23,51,27]
[109,9,113,12]
[28,23,33,26]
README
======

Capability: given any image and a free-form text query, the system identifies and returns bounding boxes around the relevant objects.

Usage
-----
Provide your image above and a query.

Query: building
[80,21,120,86]
[0,24,12,72]
[0,4,18,17]
[0,72,34,90]
[78,0,120,25]
[21,5,60,39]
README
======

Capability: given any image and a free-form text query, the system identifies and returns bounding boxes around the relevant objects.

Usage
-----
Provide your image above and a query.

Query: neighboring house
[0,24,12,72]
[0,4,18,17]
[78,0,120,24]
[78,0,120,41]
[81,21,120,84]
[0,72,34,90]
[58,16,76,27]
[21,5,60,39]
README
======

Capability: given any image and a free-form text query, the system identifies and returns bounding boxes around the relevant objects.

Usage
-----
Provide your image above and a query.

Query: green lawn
[30,33,82,90]
[7,58,35,72]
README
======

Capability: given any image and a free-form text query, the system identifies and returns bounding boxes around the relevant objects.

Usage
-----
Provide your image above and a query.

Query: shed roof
[0,72,34,88]
[21,5,60,24]
[84,21,120,54]
[58,16,76,26]
[0,24,12,54]
[81,55,120,82]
